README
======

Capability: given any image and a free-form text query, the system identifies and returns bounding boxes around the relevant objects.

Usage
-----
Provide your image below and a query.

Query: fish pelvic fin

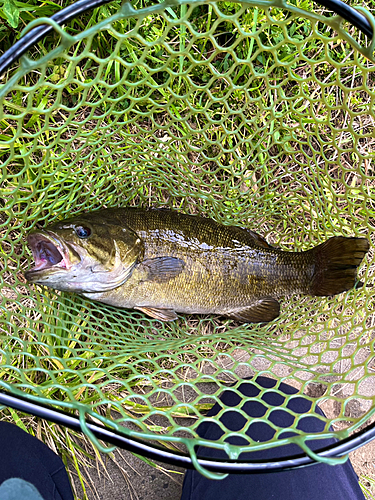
[135,306,178,321]
[309,236,369,296]
[227,298,280,323]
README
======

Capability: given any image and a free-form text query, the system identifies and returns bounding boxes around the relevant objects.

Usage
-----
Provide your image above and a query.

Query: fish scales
[91,210,310,310]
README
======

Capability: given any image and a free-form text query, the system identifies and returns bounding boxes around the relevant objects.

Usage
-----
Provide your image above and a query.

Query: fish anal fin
[135,306,178,321]
[141,257,185,283]
[228,298,280,323]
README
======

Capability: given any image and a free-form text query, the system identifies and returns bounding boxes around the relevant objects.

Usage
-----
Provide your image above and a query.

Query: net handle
[0,0,373,78]
[1,390,375,474]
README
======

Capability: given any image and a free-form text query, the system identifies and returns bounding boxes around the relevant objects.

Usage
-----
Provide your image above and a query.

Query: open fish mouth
[26,232,71,275]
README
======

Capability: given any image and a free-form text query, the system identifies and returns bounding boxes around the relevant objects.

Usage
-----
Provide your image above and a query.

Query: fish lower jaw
[31,258,67,273]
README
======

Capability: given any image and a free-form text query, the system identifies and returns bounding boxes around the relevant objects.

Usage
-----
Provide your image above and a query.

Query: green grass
[360,475,375,500]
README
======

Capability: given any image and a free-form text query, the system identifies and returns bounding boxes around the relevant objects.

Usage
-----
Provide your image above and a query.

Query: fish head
[24,214,144,293]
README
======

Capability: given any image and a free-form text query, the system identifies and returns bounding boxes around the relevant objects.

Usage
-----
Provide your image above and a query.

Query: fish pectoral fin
[228,298,280,323]
[141,257,185,283]
[135,306,178,321]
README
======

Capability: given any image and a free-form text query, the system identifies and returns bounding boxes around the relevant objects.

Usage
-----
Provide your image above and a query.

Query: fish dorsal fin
[228,298,280,323]
[135,306,178,321]
[244,228,273,249]
[141,257,185,283]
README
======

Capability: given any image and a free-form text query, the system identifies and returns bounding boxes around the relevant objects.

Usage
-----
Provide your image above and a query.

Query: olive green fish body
[25,208,369,323]
[81,210,311,315]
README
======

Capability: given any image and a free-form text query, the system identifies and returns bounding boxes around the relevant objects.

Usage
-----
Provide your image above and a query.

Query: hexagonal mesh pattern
[1,0,375,477]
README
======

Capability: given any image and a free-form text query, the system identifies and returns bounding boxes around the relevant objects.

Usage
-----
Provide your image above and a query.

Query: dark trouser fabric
[0,421,73,500]
[181,376,365,500]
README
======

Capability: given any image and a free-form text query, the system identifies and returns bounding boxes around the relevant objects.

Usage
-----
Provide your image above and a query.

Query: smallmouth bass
[24,208,369,323]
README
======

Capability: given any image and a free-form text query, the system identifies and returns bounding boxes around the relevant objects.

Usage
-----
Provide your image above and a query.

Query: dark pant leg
[181,376,365,500]
[0,421,73,500]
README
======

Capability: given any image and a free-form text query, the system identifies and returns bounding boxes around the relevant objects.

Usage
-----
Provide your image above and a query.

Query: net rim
[0,0,373,78]
[1,390,374,473]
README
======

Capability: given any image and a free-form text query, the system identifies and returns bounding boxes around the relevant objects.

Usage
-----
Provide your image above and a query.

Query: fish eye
[74,225,91,239]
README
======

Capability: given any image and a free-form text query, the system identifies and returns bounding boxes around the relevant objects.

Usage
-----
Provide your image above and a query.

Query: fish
[24,208,369,323]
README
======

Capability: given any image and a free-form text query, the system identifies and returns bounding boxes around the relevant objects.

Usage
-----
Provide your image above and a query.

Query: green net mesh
[1,0,375,478]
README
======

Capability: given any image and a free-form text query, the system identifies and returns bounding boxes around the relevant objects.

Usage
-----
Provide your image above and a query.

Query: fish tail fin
[309,236,369,296]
